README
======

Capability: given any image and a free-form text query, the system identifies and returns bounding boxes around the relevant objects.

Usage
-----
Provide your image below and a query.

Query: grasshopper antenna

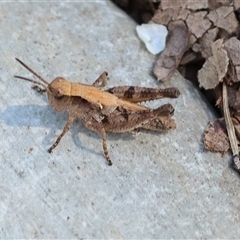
[14,58,49,86]
[14,75,46,88]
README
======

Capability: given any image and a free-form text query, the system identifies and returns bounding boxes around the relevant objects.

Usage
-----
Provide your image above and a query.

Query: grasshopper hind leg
[141,117,176,131]
[100,128,112,166]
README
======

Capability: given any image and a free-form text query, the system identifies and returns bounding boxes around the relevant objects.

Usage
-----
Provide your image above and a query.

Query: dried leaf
[198,28,218,59]
[177,9,190,21]
[207,6,238,34]
[153,20,189,81]
[209,0,233,9]
[224,37,240,66]
[204,119,230,155]
[186,11,212,38]
[198,39,229,89]
[233,114,240,140]
[161,0,188,10]
[225,37,240,82]
[185,0,208,10]
[151,8,174,25]
[234,0,240,9]
[228,85,240,112]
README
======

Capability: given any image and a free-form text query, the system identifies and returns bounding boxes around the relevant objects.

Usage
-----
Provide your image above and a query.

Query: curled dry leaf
[198,39,229,90]
[204,119,230,155]
[153,20,189,81]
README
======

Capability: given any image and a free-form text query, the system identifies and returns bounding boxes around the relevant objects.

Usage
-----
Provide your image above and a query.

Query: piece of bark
[207,6,238,34]
[153,20,189,81]
[186,11,212,39]
[204,119,230,155]
[198,39,229,89]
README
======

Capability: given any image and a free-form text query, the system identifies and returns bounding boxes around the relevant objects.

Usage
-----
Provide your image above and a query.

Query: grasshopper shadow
[0,104,106,157]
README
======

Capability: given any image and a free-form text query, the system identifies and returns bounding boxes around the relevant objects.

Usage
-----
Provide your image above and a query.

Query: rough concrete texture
[0,1,240,239]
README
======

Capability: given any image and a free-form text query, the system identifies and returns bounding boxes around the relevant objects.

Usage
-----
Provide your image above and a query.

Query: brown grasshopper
[14,58,180,165]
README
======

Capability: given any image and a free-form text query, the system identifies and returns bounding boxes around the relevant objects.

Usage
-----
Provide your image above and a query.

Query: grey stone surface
[0,1,240,239]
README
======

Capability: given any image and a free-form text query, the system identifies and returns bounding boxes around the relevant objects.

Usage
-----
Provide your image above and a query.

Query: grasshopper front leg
[32,85,47,93]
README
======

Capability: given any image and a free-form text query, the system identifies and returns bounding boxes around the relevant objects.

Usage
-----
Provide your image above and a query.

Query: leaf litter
[112,0,240,172]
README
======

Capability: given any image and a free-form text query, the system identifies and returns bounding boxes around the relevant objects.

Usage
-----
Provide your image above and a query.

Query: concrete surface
[0,1,240,239]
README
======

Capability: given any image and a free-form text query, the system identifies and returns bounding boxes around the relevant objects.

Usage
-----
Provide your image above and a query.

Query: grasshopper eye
[55,91,64,99]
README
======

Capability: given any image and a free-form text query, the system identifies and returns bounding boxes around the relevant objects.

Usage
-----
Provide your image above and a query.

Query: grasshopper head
[47,77,71,112]
[14,58,70,112]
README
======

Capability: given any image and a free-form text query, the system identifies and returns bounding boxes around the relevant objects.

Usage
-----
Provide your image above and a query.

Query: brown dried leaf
[161,0,208,11]
[161,0,188,10]
[228,84,240,112]
[198,39,229,89]
[212,39,229,80]
[209,0,233,9]
[188,34,197,47]
[225,37,240,82]
[233,113,240,140]
[198,28,218,59]
[177,9,190,21]
[185,0,208,10]
[234,124,240,141]
[207,6,238,34]
[153,20,189,81]
[186,11,212,38]
[151,8,175,25]
[224,37,240,66]
[234,0,240,9]
[204,119,230,155]
[153,2,190,24]
[236,66,240,82]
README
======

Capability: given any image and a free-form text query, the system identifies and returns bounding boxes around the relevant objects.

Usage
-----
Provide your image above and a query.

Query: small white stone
[136,23,168,55]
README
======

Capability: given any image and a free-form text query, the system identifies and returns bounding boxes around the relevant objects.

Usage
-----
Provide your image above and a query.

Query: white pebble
[136,23,168,55]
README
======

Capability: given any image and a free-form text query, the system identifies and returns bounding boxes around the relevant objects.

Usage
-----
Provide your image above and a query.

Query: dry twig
[222,82,240,171]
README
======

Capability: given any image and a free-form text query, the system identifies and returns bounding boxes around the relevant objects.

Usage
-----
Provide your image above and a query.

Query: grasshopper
[14,58,180,165]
